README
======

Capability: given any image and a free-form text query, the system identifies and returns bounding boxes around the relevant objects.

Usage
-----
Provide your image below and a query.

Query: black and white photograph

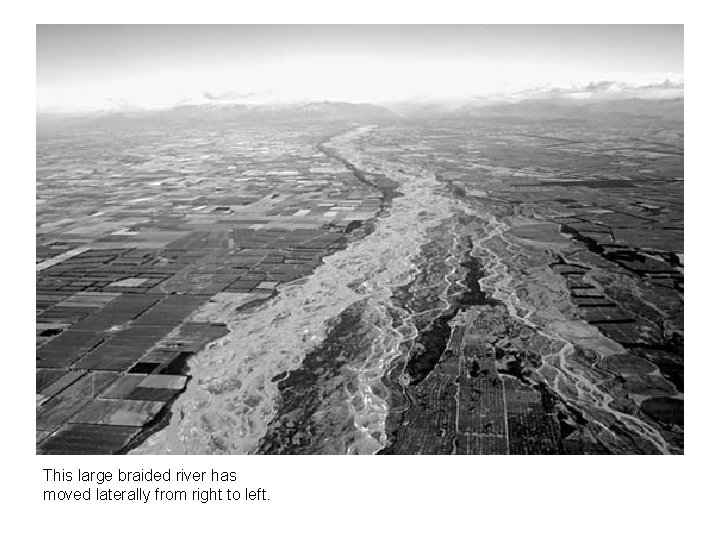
[34,23,685,456]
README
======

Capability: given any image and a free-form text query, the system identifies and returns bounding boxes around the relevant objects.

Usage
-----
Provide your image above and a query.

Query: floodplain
[36,105,684,454]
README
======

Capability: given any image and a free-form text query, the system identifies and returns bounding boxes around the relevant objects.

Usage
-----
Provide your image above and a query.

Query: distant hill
[163,101,397,122]
[445,98,684,123]
[37,97,683,131]
[37,101,397,131]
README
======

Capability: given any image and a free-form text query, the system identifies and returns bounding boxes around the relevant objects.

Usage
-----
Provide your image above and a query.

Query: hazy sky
[37,25,684,112]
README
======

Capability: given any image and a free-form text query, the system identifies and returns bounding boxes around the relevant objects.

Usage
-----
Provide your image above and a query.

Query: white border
[2,4,715,539]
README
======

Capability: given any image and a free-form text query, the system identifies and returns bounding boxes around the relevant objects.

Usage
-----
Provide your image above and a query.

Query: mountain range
[37,88,683,131]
